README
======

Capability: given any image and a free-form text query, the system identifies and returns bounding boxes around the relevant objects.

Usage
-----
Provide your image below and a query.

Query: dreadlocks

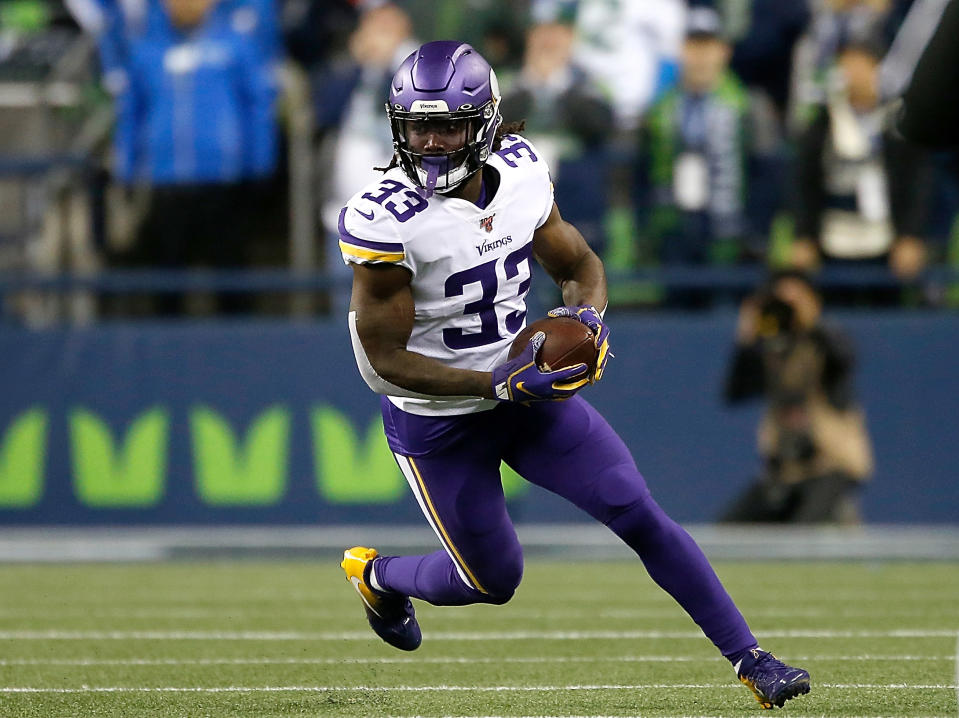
[494,120,527,150]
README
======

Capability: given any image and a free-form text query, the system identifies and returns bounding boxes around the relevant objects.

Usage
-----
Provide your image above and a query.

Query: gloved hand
[547,305,611,382]
[491,331,590,402]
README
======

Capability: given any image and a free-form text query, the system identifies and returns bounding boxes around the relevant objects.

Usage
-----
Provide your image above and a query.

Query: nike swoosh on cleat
[355,208,375,220]
[350,576,383,617]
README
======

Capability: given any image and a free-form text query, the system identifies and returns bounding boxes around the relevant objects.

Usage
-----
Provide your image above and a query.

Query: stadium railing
[1,264,956,293]
[0,265,956,323]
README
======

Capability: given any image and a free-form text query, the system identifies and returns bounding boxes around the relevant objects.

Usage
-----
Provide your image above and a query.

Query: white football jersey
[340,134,554,416]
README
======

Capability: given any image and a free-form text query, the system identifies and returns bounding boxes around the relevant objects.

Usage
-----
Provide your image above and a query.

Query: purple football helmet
[387,41,502,197]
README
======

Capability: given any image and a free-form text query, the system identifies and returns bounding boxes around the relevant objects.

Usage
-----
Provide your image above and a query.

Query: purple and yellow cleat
[340,546,421,651]
[736,649,811,709]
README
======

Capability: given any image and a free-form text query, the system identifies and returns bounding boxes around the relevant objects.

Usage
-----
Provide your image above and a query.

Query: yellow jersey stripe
[339,240,405,263]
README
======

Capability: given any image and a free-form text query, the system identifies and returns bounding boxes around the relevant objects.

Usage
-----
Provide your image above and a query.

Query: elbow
[366,354,403,394]
[357,354,434,400]
[357,349,400,396]
[348,311,431,399]
[349,311,395,395]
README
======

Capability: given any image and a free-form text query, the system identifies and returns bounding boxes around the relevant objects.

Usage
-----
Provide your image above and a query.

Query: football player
[338,40,810,710]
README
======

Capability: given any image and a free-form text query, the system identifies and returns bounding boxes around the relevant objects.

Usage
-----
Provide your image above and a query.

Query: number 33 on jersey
[339,135,552,415]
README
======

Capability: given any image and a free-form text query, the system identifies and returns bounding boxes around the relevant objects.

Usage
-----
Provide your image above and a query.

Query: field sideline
[0,560,956,717]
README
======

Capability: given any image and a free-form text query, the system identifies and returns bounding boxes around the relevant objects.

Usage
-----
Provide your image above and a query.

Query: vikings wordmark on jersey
[340,135,553,416]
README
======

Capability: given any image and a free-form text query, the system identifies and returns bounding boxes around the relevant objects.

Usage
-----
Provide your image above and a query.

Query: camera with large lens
[757,295,797,339]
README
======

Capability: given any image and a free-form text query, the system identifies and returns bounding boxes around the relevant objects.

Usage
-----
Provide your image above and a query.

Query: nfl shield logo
[479,214,495,232]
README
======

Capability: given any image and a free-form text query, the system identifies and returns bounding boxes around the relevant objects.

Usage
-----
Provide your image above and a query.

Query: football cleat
[341,546,421,651]
[736,649,810,709]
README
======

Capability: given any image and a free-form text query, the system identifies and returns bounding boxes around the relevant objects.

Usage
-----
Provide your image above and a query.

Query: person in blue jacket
[98,0,280,315]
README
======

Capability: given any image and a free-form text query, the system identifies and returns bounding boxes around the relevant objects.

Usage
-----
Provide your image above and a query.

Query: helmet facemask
[386,42,502,199]
[389,101,499,198]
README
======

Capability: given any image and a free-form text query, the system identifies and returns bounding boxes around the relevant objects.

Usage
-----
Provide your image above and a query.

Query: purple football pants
[375,394,756,658]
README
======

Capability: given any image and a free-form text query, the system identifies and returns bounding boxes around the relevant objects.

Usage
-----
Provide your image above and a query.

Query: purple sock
[374,551,494,606]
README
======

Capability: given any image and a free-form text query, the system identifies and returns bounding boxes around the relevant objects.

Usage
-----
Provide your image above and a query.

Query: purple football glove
[547,305,611,382]
[491,331,590,402]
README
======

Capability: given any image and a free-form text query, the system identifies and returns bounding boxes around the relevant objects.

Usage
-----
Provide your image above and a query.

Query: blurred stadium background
[0,1,957,715]
[1,0,956,549]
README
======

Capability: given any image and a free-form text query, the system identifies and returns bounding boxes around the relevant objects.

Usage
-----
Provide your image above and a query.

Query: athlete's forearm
[558,250,608,312]
[373,348,495,399]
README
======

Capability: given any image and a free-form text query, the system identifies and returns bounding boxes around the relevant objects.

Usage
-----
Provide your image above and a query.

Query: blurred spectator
[630,7,781,307]
[314,3,415,229]
[895,0,959,147]
[96,0,281,315]
[2,0,83,81]
[68,0,279,93]
[311,1,416,312]
[790,0,895,133]
[499,16,613,250]
[878,0,947,103]
[791,35,933,305]
[689,0,811,123]
[64,0,138,95]
[281,0,358,72]
[721,270,873,524]
[890,0,959,306]
[556,0,685,133]
[526,0,684,310]
[404,0,529,74]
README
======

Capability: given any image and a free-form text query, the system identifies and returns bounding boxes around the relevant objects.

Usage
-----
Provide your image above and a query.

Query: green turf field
[0,559,956,717]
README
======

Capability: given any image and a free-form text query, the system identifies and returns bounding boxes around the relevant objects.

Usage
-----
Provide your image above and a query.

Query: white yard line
[8,589,955,605]
[954,631,958,718]
[0,683,955,694]
[0,654,950,667]
[0,629,955,640]
[540,589,959,603]
[0,607,950,619]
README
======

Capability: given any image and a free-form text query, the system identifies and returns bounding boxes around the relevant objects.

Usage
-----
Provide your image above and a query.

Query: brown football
[508,316,597,374]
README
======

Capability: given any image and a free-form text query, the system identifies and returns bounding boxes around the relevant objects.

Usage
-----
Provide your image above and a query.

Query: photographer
[720,270,873,523]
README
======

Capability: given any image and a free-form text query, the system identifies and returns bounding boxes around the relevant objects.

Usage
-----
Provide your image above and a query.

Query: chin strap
[416,156,445,199]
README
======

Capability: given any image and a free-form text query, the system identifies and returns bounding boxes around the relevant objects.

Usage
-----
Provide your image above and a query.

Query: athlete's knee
[606,491,679,546]
[470,547,523,604]
[589,461,654,521]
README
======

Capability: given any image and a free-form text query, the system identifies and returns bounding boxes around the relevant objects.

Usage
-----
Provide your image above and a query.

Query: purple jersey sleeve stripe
[338,208,404,253]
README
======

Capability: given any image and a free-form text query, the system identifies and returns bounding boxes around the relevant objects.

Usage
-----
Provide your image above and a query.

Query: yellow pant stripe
[407,457,488,594]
